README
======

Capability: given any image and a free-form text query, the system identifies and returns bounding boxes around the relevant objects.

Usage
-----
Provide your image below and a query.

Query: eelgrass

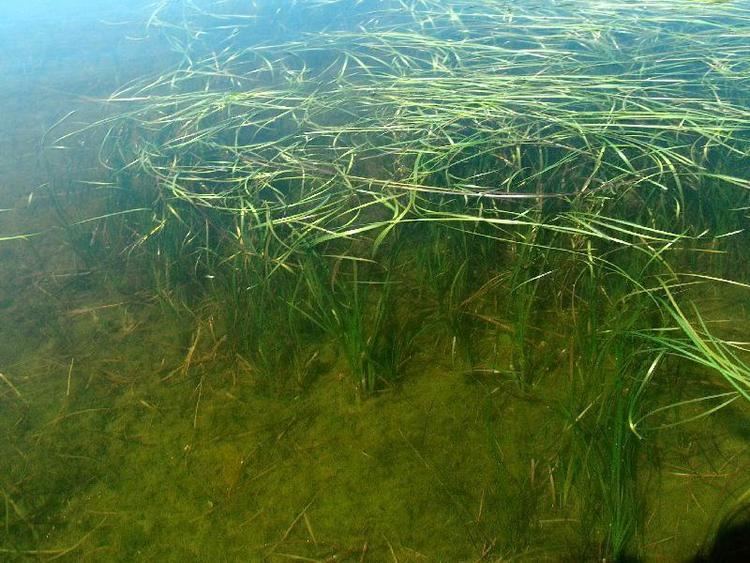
[298,250,415,396]
[411,223,484,369]
[53,0,750,559]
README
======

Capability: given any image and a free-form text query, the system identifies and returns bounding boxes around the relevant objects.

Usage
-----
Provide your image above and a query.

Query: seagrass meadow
[2,0,750,560]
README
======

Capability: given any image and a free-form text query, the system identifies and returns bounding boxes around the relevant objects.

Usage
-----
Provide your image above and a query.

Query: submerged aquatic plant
[298,251,414,396]
[44,0,750,559]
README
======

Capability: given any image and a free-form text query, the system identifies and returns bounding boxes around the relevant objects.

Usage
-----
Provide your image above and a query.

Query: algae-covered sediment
[2,0,750,560]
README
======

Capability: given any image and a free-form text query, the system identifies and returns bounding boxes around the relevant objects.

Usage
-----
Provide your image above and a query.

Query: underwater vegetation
[2,0,750,560]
